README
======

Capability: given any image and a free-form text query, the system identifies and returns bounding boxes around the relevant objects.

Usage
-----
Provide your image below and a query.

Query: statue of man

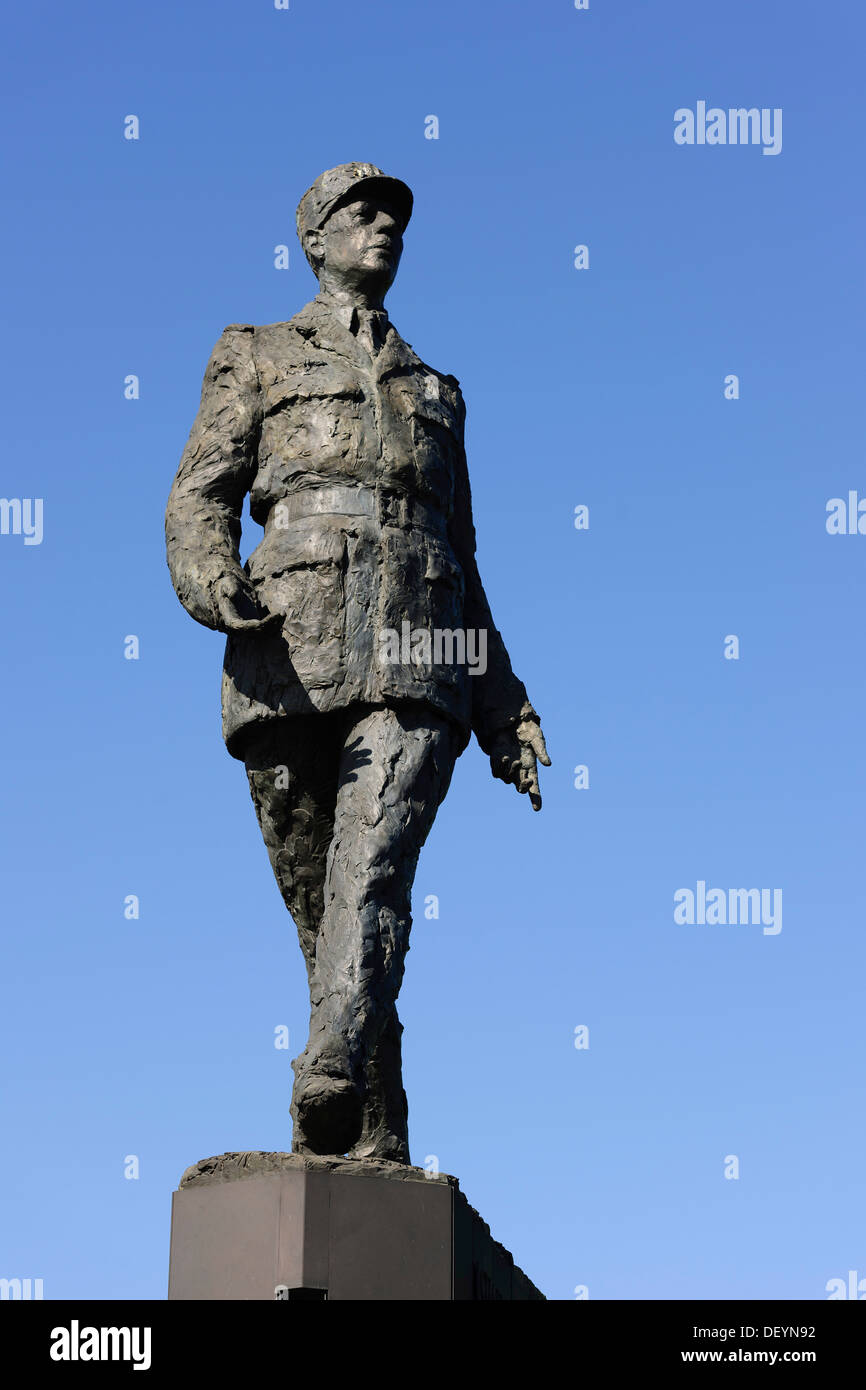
[166,163,549,1164]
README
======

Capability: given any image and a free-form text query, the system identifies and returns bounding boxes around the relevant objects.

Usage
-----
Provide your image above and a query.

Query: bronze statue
[166,163,549,1164]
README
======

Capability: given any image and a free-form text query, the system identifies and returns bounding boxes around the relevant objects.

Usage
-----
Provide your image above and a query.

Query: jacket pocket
[263,366,364,415]
[376,530,465,640]
[249,523,347,689]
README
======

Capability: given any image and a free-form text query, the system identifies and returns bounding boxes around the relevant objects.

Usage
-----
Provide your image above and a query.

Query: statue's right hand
[214,574,280,634]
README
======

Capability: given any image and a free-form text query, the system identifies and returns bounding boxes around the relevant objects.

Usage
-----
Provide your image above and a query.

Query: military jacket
[165,293,529,759]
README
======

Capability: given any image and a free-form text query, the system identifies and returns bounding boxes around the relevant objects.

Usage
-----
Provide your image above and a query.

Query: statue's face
[312,192,403,294]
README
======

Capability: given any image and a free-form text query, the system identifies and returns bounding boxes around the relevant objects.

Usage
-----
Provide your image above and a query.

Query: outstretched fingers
[519,745,542,811]
[527,722,551,768]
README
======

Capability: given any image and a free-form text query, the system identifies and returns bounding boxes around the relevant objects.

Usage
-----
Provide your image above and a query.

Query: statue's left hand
[214,573,281,634]
[489,710,551,812]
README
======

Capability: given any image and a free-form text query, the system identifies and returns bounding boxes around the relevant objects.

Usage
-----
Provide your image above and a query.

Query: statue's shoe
[346,1130,410,1164]
[292,1068,364,1156]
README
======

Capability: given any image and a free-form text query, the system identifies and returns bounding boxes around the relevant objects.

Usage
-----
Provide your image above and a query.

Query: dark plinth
[168,1152,544,1301]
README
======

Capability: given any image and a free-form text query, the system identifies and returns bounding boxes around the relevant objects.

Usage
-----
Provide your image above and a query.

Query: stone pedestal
[168,1152,544,1301]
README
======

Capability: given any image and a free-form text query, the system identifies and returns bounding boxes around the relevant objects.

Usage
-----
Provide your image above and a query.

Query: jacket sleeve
[446,383,537,755]
[165,324,261,630]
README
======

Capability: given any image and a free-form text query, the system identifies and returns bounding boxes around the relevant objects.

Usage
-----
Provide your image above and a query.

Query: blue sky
[1,0,864,1300]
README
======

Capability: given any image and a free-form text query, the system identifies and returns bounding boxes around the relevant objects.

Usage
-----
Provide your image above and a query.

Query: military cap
[296,162,413,245]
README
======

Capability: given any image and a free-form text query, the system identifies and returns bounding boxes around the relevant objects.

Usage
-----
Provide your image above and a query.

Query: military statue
[165,163,549,1164]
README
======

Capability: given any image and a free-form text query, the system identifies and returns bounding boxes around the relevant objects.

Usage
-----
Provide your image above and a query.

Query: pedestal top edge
[178,1151,459,1191]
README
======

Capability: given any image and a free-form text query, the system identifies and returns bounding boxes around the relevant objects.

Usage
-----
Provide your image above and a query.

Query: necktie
[355,308,387,358]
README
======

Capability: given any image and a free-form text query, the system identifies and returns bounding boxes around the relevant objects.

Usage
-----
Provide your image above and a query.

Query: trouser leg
[243,716,341,983]
[291,704,459,1159]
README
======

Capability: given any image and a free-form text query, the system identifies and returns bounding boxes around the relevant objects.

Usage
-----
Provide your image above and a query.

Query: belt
[273,484,448,537]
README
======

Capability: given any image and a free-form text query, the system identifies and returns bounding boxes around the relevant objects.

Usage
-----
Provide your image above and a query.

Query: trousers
[243,702,460,1162]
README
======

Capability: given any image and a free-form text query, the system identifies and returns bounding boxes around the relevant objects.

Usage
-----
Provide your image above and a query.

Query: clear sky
[1,0,863,1301]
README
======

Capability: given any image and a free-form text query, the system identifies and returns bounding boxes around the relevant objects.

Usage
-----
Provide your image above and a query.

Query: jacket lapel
[298,297,369,368]
[292,296,423,385]
[375,322,422,383]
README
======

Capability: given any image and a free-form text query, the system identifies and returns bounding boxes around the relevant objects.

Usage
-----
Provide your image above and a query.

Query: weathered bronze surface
[166,163,549,1163]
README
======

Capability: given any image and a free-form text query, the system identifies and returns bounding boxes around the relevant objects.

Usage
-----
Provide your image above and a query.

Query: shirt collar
[314,291,389,335]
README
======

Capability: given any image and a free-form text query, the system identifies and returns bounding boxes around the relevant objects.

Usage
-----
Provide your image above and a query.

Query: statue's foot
[344,1020,410,1163]
[291,1043,365,1156]
[346,1131,410,1164]
[293,1076,364,1155]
